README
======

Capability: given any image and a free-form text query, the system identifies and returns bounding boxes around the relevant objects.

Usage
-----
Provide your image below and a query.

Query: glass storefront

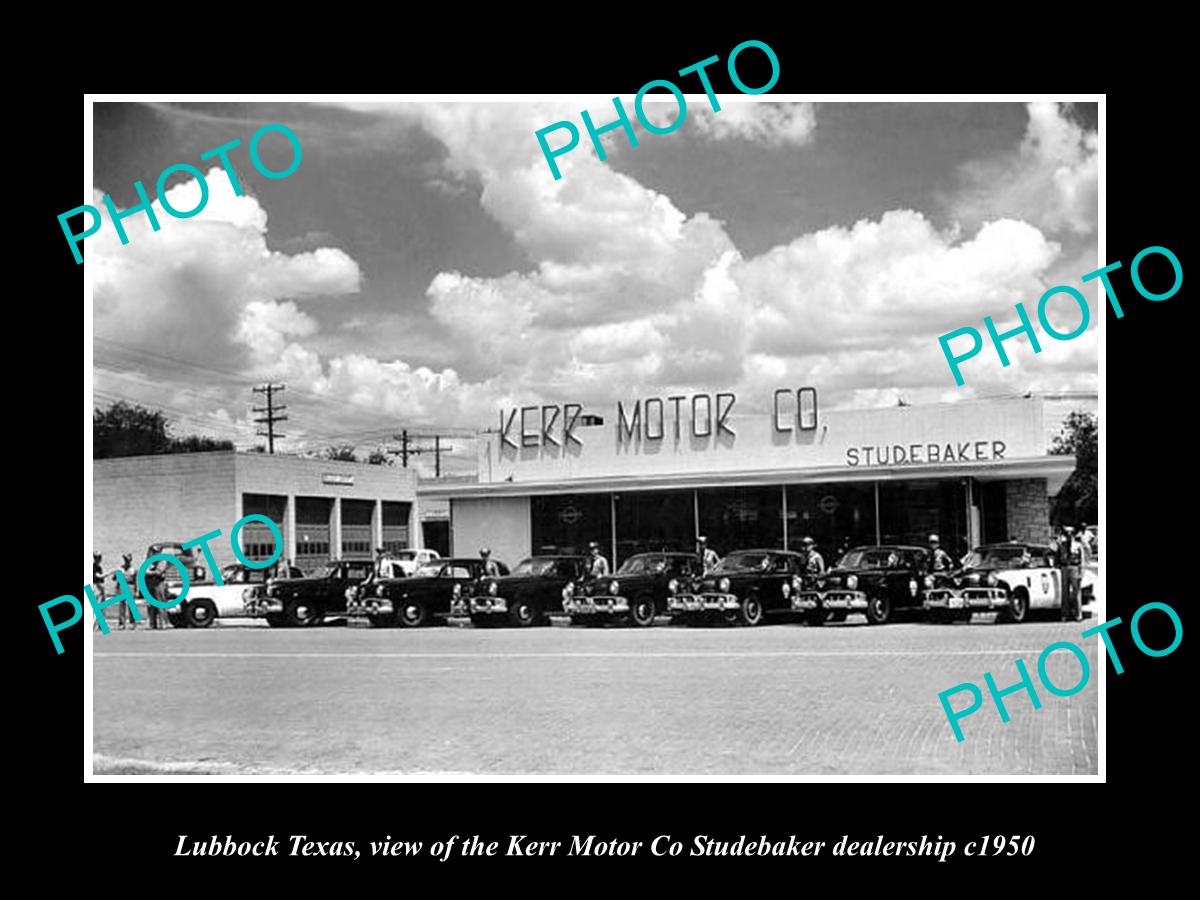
[697,487,783,556]
[525,479,982,567]
[613,489,694,566]
[785,483,876,563]
[878,479,969,559]
[531,494,612,556]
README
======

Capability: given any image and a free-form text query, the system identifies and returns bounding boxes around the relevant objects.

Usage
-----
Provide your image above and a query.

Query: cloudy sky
[91,100,1098,475]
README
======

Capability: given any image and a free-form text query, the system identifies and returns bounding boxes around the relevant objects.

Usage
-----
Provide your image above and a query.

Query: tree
[323,444,358,462]
[1049,410,1097,526]
[93,401,236,459]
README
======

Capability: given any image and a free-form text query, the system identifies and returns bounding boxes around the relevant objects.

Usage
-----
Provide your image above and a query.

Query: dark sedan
[457,555,589,627]
[563,551,702,627]
[667,549,805,626]
[793,545,931,625]
[348,557,509,627]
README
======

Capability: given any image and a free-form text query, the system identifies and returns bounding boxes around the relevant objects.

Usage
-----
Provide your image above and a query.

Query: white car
[170,563,303,628]
[389,548,441,577]
[924,543,1064,623]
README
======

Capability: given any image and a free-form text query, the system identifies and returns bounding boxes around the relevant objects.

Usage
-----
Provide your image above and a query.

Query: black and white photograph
[84,95,1102,778]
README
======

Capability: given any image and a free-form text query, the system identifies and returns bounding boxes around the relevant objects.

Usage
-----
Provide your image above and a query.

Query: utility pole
[387,430,452,477]
[252,384,288,454]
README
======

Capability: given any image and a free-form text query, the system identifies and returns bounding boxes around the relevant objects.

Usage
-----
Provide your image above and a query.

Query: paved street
[93,615,1099,776]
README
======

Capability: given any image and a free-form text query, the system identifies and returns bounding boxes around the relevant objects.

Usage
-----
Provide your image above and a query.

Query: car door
[901,550,927,609]
[1028,552,1061,610]
[438,563,473,612]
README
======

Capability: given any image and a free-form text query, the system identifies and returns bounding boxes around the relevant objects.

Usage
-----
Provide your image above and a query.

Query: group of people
[1054,524,1091,623]
[90,551,171,630]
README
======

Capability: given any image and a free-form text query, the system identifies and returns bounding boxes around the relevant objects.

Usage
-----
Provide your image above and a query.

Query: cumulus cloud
[388,102,1089,413]
[689,101,817,147]
[92,165,493,447]
[948,102,1098,235]
[96,101,1097,457]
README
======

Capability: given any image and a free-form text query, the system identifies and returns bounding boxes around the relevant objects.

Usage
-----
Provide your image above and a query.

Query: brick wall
[1005,478,1052,544]
[93,452,239,573]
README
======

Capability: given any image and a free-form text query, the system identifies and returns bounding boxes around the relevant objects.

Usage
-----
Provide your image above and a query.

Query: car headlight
[967,573,980,585]
[791,575,802,591]
[376,584,387,597]
[609,580,619,595]
[846,575,858,590]
[564,581,575,598]
[668,578,679,594]
[194,566,207,581]
[488,581,498,596]
[452,583,462,598]
[923,575,934,589]
[781,582,791,598]
[719,577,730,593]
[987,572,998,586]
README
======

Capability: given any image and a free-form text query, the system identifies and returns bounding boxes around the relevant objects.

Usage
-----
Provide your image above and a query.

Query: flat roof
[419,454,1075,499]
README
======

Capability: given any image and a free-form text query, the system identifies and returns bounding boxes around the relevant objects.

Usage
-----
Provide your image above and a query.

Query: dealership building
[418,394,1077,571]
[93,452,421,574]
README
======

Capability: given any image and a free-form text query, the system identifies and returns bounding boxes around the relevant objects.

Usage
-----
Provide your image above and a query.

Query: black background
[23,22,1188,888]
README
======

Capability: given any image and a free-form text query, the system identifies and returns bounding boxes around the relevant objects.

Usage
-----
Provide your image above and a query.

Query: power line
[252,384,287,454]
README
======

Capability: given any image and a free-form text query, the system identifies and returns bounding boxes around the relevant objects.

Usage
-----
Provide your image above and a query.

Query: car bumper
[563,596,629,615]
[924,588,1008,610]
[796,590,868,611]
[243,597,284,616]
[463,596,509,615]
[346,597,394,617]
[667,593,739,613]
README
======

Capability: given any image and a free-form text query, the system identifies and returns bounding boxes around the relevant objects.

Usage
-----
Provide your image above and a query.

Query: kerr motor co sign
[498,388,819,449]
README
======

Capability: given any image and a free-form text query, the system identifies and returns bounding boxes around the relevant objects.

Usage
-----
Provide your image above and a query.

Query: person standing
[801,537,825,575]
[587,541,610,579]
[1058,526,1084,622]
[928,534,953,573]
[114,553,139,630]
[143,559,167,630]
[92,552,108,631]
[480,547,501,578]
[697,536,720,573]
[374,547,395,580]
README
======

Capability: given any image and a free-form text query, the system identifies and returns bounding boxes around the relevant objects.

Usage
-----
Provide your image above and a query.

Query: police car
[924,542,1061,623]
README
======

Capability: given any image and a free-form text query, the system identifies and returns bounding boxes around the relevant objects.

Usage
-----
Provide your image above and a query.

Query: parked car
[456,555,588,627]
[924,542,1061,623]
[243,559,374,627]
[167,562,303,628]
[563,551,702,627]
[793,545,930,625]
[348,557,509,627]
[390,548,442,577]
[667,549,806,626]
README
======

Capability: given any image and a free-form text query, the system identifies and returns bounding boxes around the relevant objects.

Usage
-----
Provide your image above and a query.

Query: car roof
[526,554,586,560]
[845,545,926,552]
[977,542,1054,553]
[440,558,489,566]
[727,548,803,556]
[628,551,695,558]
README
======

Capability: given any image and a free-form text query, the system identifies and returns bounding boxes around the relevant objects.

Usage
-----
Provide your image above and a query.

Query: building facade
[94,452,420,574]
[419,394,1074,571]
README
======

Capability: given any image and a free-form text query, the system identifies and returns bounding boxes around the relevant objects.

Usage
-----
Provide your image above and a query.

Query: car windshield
[838,549,903,569]
[394,550,418,561]
[617,555,668,575]
[964,547,1032,568]
[220,564,243,582]
[415,562,443,577]
[511,558,560,576]
[714,552,772,572]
